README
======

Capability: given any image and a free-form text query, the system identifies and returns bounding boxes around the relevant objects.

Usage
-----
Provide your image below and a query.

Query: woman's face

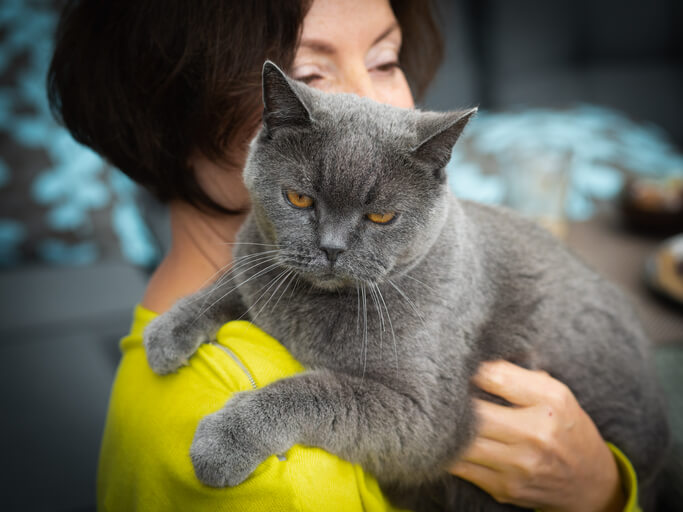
[291,0,415,109]
[190,0,414,213]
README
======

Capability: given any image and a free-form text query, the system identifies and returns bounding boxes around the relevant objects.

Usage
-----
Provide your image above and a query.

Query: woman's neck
[141,200,249,314]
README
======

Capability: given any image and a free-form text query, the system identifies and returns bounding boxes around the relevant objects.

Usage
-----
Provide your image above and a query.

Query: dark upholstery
[0,0,681,509]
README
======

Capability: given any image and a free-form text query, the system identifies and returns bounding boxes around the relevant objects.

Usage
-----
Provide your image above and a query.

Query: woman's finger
[449,460,537,508]
[456,434,514,470]
[474,360,562,407]
[448,459,499,485]
[472,399,539,444]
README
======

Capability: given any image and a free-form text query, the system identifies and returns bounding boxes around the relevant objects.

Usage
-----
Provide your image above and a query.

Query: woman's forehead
[297,0,401,57]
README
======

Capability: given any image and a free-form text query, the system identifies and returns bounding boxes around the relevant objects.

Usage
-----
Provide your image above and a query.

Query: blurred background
[0,0,681,510]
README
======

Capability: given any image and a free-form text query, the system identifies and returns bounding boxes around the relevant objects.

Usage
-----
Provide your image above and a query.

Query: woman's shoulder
[97,305,405,512]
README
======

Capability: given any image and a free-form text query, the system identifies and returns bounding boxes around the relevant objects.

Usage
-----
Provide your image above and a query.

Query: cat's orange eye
[367,212,396,224]
[286,190,314,209]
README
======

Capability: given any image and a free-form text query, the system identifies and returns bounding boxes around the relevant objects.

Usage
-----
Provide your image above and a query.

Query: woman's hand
[448,360,626,512]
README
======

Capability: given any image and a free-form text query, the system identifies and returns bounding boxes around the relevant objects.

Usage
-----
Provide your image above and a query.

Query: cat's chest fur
[232,255,450,376]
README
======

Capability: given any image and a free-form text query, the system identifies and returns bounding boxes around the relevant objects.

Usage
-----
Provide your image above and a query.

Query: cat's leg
[190,368,475,488]
[143,274,246,374]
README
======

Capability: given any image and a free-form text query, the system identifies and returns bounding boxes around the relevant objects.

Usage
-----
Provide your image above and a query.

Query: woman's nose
[340,65,380,102]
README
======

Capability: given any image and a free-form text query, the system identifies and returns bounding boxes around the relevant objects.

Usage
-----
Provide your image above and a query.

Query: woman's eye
[367,212,396,224]
[296,74,323,85]
[285,190,314,209]
[371,61,400,74]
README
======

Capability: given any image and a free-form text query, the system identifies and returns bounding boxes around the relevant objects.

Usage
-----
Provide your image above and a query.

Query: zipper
[211,341,258,390]
[210,340,287,461]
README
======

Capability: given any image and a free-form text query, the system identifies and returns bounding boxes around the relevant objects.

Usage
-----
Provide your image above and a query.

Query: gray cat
[144,61,669,511]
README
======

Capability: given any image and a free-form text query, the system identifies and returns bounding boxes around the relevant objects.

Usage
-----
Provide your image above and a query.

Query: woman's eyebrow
[298,21,400,55]
[371,22,400,47]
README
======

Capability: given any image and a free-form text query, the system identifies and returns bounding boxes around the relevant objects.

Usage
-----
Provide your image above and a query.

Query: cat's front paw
[143,310,207,375]
[190,397,268,487]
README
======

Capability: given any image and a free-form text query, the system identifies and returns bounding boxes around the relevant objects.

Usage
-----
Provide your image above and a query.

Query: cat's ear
[261,60,312,137]
[412,108,477,180]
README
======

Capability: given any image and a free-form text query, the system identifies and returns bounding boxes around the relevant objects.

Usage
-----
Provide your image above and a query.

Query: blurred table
[565,215,683,345]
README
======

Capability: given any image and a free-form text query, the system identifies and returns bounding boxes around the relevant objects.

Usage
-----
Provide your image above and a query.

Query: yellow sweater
[97,305,406,511]
[97,306,640,511]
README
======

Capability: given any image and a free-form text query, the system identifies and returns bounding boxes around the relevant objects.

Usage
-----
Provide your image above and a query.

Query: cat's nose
[320,246,345,264]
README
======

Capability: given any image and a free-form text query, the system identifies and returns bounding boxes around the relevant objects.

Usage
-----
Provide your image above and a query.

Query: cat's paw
[190,398,268,487]
[143,312,207,375]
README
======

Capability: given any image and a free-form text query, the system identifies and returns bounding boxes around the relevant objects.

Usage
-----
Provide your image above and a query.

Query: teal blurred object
[2,0,682,267]
[0,0,159,268]
[448,106,683,221]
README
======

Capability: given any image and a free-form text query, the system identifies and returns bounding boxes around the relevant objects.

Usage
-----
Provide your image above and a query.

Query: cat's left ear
[412,108,477,180]
[261,60,312,137]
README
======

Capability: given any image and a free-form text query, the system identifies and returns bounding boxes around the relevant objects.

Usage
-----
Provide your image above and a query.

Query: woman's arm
[447,361,636,512]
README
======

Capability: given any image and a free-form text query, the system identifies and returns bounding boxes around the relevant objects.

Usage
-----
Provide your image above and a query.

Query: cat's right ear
[262,61,312,137]
[412,108,477,180]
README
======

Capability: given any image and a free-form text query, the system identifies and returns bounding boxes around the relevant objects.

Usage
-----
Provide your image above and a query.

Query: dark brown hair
[47,1,443,214]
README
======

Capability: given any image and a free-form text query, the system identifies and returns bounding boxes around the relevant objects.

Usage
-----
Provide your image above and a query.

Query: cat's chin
[308,275,349,291]
[301,271,358,292]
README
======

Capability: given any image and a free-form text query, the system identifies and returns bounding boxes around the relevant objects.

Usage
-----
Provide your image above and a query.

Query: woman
[48,0,638,510]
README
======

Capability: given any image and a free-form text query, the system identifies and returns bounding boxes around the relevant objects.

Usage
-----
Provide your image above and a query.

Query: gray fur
[144,61,669,510]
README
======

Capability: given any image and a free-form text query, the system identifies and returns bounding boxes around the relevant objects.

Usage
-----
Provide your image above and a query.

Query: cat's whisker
[361,283,368,383]
[209,251,281,290]
[237,267,291,323]
[200,251,277,304]
[184,251,280,307]
[223,253,281,280]
[374,283,399,377]
[215,241,280,247]
[192,260,277,324]
[264,267,298,312]
[191,263,234,299]
[190,254,281,312]
[387,279,427,328]
[222,249,281,271]
[287,275,301,302]
[187,250,277,304]
[194,260,284,321]
[355,283,361,335]
[401,273,449,302]
[368,283,384,356]
[400,273,432,292]
[248,268,294,324]
[225,248,281,265]
[225,254,284,281]
[370,282,385,333]
[272,269,297,311]
[214,248,280,275]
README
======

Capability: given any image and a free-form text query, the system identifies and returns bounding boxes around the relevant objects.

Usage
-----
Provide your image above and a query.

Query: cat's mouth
[279,251,379,289]
[289,264,357,290]
[308,268,355,289]
[314,275,347,291]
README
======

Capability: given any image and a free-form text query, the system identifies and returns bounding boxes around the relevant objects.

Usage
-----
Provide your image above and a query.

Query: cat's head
[242,61,475,289]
